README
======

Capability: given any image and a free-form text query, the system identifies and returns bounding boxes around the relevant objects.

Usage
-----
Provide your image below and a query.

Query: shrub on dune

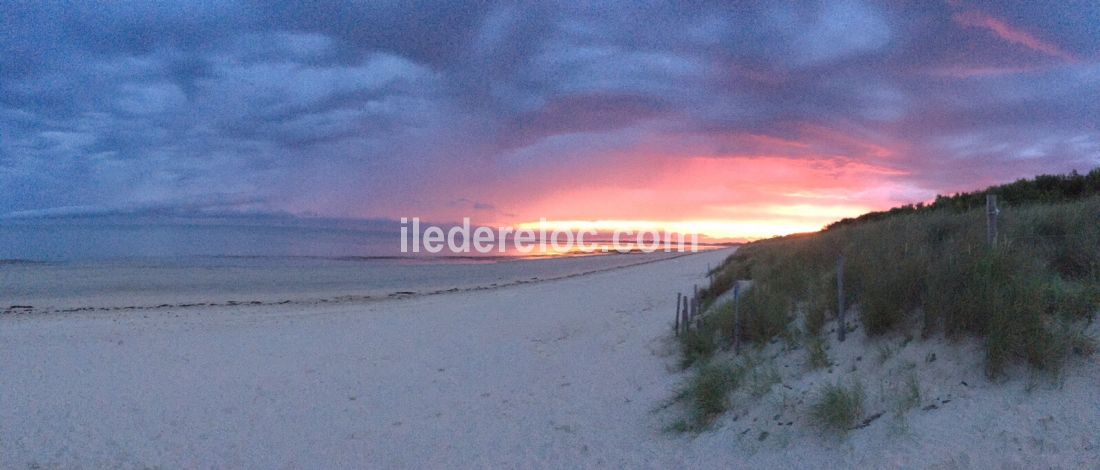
[810,381,864,433]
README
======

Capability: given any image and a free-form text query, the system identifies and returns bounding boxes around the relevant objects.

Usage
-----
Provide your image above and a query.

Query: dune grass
[681,195,1100,378]
[810,381,864,433]
[899,371,921,411]
[676,353,785,430]
[677,360,746,429]
[806,336,830,370]
[746,364,781,398]
[671,178,1100,436]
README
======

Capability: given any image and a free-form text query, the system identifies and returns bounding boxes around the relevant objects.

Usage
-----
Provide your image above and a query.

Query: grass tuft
[1070,329,1098,357]
[682,361,743,427]
[807,336,830,370]
[897,371,921,412]
[747,364,781,398]
[810,381,864,433]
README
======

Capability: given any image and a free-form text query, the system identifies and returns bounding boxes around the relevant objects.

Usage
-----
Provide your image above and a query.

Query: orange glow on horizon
[389,131,928,240]
[511,216,852,241]
[481,153,916,240]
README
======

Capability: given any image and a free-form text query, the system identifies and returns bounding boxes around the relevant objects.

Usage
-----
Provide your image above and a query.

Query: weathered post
[733,282,741,354]
[675,292,682,335]
[837,256,846,343]
[681,295,690,333]
[686,286,695,321]
[986,193,999,247]
[696,296,704,329]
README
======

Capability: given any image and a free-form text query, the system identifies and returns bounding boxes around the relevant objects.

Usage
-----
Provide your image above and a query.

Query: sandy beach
[0,250,726,468]
[3,248,1098,468]
[0,251,689,312]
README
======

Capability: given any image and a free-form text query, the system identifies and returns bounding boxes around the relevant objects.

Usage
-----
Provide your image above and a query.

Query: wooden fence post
[691,285,698,321]
[986,194,999,247]
[837,256,846,343]
[696,296,703,329]
[733,282,741,354]
[674,292,682,336]
[681,295,689,333]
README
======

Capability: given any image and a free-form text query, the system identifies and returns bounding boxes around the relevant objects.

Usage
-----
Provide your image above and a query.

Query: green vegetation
[1069,327,1098,357]
[810,381,864,433]
[747,364,781,398]
[897,371,921,412]
[875,343,895,365]
[673,169,1100,435]
[677,354,783,430]
[679,360,745,429]
[690,363,737,418]
[827,168,1100,229]
[683,175,1100,377]
[806,336,830,370]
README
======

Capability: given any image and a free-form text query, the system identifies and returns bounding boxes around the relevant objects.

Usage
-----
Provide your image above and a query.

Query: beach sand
[0,251,689,312]
[2,248,1098,468]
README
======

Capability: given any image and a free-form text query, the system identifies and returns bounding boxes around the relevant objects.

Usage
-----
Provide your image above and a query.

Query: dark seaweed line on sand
[2,252,701,316]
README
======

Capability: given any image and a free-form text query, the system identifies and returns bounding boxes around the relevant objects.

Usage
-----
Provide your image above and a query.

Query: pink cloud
[923,64,1043,78]
[952,11,1076,62]
[488,154,919,240]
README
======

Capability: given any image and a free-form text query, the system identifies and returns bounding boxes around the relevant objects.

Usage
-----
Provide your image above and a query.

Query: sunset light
[4,1,1100,466]
[484,155,905,240]
[511,217,843,241]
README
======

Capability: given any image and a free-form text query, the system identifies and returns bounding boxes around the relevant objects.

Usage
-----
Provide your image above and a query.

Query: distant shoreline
[2,249,727,316]
[0,259,45,265]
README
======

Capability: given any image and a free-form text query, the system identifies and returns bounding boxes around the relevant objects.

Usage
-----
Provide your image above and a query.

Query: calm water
[0,219,404,262]
[0,217,716,262]
[0,218,715,309]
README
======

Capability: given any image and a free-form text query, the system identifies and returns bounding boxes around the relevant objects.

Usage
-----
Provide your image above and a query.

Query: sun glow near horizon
[469,154,917,243]
[504,195,883,242]
[510,216,850,242]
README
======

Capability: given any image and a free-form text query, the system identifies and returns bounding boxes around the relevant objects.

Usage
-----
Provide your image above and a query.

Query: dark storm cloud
[1,0,1099,218]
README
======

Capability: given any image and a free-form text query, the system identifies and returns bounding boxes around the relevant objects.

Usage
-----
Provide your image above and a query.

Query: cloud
[1,0,1099,233]
[953,11,1076,62]
[765,0,891,67]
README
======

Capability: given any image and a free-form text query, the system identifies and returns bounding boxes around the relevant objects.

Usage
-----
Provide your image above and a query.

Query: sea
[0,216,717,310]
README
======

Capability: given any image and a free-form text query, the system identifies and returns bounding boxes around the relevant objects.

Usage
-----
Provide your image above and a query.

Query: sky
[2,0,1099,240]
